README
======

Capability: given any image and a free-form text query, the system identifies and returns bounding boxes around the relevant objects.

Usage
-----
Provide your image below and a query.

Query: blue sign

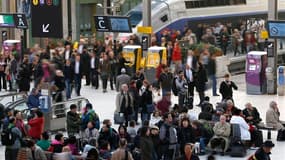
[267,21,285,38]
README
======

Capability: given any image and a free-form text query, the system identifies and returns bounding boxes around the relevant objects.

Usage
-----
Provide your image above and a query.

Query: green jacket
[66,111,81,134]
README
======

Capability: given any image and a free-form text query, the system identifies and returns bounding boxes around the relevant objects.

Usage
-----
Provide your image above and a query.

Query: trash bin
[266,67,275,94]
[277,66,285,96]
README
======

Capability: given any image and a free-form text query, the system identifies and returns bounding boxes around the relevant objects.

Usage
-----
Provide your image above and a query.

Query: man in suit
[90,51,99,89]
[73,54,82,96]
[116,68,131,92]
[81,47,91,86]
[184,64,195,108]
[63,44,72,61]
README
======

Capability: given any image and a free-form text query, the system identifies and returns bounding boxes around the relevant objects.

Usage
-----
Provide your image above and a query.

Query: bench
[259,126,277,139]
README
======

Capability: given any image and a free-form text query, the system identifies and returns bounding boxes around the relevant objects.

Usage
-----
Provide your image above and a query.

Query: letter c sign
[98,17,106,29]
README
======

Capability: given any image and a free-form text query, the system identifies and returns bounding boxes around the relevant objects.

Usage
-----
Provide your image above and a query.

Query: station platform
[1,73,285,159]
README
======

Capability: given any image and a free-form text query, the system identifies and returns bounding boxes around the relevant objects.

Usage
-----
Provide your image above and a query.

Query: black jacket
[243,107,262,125]
[178,126,195,150]
[141,90,153,113]
[254,148,271,160]
[63,65,74,81]
[195,66,207,92]
[219,80,238,100]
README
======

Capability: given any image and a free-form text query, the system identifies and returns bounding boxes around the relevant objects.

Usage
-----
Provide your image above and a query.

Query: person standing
[208,55,219,96]
[184,64,195,108]
[219,73,238,101]
[115,84,134,127]
[63,59,74,100]
[159,65,173,96]
[5,117,22,160]
[66,104,81,137]
[32,54,43,88]
[99,53,110,93]
[196,62,208,106]
[116,68,131,92]
[141,85,154,122]
[28,110,45,140]
[73,54,83,96]
[90,51,100,89]
[6,54,17,91]
[220,26,230,55]
[0,54,7,91]
[81,47,91,86]
[176,70,188,107]
[160,113,178,160]
[109,51,118,90]
[17,55,31,94]
[140,126,157,160]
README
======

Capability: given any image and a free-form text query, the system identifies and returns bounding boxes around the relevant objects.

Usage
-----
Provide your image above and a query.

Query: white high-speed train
[118,0,285,41]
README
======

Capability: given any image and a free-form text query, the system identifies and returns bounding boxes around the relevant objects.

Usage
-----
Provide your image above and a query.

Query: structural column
[268,0,278,94]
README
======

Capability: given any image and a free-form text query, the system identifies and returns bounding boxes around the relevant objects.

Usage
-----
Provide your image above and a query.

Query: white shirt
[91,57,95,69]
[78,45,83,54]
[185,69,193,82]
[65,50,70,60]
[187,56,193,68]
[230,115,251,140]
[75,61,80,74]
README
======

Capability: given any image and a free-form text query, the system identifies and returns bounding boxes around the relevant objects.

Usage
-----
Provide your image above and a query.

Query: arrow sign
[42,24,50,33]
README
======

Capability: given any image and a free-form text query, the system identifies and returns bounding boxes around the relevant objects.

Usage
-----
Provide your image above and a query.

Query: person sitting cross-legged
[208,115,231,156]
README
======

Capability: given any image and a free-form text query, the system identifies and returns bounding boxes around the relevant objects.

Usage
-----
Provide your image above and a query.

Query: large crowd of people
[0,20,279,160]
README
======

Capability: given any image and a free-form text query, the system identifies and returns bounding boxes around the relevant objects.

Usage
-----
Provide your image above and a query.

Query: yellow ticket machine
[145,46,167,83]
[122,45,142,76]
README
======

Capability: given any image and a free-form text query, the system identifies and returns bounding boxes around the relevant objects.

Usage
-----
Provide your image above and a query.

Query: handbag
[146,104,155,113]
[114,112,125,124]
[277,130,285,141]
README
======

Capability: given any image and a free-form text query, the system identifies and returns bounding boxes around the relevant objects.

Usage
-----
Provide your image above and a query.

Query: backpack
[1,127,16,146]
[172,77,178,96]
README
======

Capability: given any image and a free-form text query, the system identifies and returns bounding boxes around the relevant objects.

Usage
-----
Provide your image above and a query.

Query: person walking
[196,62,208,106]
[219,73,238,101]
[99,53,110,93]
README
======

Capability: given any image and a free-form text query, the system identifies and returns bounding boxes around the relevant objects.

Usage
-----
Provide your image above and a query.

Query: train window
[127,11,142,27]
[185,0,246,9]
[161,15,168,22]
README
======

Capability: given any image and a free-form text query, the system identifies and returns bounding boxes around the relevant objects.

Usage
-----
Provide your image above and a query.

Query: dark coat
[90,57,99,70]
[178,126,195,152]
[195,65,207,92]
[243,107,262,125]
[81,52,91,73]
[98,129,119,150]
[63,65,74,81]
[141,90,153,113]
[18,62,31,92]
[66,111,81,134]
[140,136,155,160]
[72,60,83,77]
[254,148,271,160]
[159,72,173,90]
[219,80,238,100]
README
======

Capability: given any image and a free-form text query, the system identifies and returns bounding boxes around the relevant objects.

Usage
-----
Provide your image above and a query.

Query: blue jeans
[209,74,217,95]
[200,138,206,152]
[141,113,150,123]
[162,88,171,97]
[65,79,71,99]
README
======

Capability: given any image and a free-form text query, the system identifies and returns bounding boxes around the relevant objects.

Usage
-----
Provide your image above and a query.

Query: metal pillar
[268,0,278,94]
[142,0,151,56]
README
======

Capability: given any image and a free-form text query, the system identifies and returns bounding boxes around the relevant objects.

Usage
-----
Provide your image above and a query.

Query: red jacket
[156,97,171,115]
[28,117,44,139]
[172,45,182,61]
